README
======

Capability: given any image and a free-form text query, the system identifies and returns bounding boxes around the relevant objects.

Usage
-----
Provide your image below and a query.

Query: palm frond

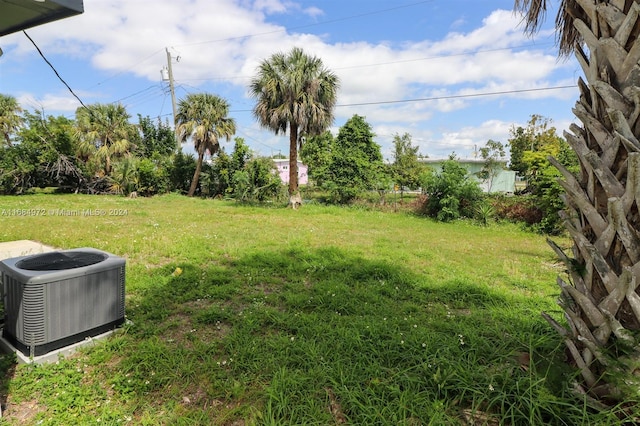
[514,0,583,57]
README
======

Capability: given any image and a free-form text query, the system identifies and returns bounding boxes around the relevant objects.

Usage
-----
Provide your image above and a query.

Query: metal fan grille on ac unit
[15,251,107,271]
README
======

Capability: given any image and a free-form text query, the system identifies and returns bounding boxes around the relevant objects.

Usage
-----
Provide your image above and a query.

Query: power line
[336,85,577,107]
[85,48,165,90]
[23,30,88,110]
[114,84,160,103]
[229,85,576,113]
[176,41,557,83]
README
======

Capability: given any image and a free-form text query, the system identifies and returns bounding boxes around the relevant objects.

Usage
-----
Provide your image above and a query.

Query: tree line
[0,87,576,230]
[0,46,575,234]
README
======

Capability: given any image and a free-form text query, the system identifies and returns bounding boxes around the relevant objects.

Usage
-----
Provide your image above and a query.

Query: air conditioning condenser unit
[0,248,125,357]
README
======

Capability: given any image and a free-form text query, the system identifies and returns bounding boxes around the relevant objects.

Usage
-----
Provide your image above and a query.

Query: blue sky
[0,0,579,160]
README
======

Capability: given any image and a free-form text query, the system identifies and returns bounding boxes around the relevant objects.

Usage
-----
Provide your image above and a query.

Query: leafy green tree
[169,151,197,194]
[135,115,176,157]
[323,115,385,204]
[300,130,333,186]
[75,103,134,176]
[0,143,37,194]
[18,111,84,191]
[200,138,251,198]
[391,132,425,195]
[233,157,285,202]
[507,115,578,233]
[137,155,171,196]
[508,115,558,182]
[249,47,339,207]
[420,155,483,222]
[230,137,251,174]
[201,149,232,198]
[0,94,23,147]
[477,139,505,193]
[176,93,236,197]
[0,111,85,194]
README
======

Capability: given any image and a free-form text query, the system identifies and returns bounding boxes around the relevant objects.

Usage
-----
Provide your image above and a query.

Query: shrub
[418,158,484,221]
[490,195,543,225]
[169,151,196,194]
[233,157,285,202]
[137,156,170,196]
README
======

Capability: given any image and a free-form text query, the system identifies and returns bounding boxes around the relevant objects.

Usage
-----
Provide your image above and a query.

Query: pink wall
[273,159,308,185]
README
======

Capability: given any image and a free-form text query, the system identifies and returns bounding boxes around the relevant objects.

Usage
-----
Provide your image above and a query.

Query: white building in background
[420,158,516,194]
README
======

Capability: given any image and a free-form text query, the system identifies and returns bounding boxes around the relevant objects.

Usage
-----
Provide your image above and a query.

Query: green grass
[0,193,634,425]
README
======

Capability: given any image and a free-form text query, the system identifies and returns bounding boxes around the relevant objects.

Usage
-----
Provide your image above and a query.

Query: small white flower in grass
[413,324,417,328]
[383,317,387,321]
[489,384,494,392]
[290,336,295,341]
[458,334,465,346]
[401,340,405,344]
[422,343,426,348]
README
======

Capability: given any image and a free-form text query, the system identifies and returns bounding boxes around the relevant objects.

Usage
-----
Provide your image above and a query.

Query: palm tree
[176,93,236,197]
[0,94,23,146]
[250,47,339,207]
[515,0,640,404]
[75,103,133,176]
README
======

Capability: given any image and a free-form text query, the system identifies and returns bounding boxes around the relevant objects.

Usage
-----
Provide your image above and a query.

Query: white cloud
[1,2,579,158]
[17,93,80,114]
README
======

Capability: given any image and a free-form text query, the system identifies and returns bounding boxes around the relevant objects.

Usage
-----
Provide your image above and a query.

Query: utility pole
[163,47,179,147]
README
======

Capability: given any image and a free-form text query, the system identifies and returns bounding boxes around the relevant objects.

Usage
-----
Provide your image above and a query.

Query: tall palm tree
[250,47,339,207]
[0,94,23,147]
[75,103,133,176]
[515,0,640,404]
[176,93,236,197]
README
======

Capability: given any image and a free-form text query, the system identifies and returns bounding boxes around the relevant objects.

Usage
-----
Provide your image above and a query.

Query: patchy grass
[0,193,634,424]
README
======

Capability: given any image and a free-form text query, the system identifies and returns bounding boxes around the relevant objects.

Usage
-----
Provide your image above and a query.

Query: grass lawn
[0,193,633,424]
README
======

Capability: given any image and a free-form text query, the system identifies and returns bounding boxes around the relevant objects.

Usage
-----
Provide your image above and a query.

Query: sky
[0,0,581,161]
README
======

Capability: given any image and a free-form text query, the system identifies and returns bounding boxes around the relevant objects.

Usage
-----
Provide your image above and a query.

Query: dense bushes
[490,195,543,225]
[418,158,484,222]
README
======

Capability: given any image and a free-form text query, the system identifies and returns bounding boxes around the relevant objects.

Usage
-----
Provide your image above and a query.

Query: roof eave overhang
[0,0,84,37]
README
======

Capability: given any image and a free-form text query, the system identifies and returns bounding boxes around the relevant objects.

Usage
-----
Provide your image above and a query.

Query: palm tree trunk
[545,0,640,403]
[188,150,204,197]
[105,154,111,176]
[288,122,302,208]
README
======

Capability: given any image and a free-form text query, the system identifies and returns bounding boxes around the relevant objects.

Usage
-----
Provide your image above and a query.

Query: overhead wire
[227,85,576,113]
[81,0,439,92]
[177,41,557,83]
[19,0,569,139]
[22,30,89,111]
[67,0,559,113]
[336,85,577,107]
